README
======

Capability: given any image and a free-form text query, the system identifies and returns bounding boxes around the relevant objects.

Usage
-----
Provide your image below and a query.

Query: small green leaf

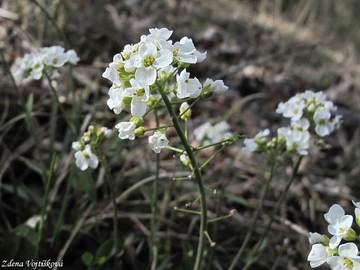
[81,252,93,267]
[95,239,115,265]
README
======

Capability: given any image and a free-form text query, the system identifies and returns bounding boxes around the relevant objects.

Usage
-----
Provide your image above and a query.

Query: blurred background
[1,0,360,269]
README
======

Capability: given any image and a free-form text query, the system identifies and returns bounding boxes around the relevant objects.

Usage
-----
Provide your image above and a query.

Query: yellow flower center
[339,227,347,234]
[83,152,90,160]
[135,88,145,97]
[173,48,180,57]
[143,55,155,67]
[344,257,353,269]
[52,58,59,65]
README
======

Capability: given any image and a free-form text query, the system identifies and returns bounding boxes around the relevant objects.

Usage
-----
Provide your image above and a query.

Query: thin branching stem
[242,156,303,270]
[228,161,277,270]
[150,109,160,270]
[157,85,208,270]
[44,72,76,135]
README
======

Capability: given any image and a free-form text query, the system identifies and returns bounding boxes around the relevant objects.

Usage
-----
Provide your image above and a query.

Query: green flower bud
[344,228,357,241]
[147,96,159,108]
[134,127,146,137]
[122,96,132,106]
[179,102,191,121]
[355,208,360,227]
[130,116,144,127]
[200,86,214,99]
[180,153,191,168]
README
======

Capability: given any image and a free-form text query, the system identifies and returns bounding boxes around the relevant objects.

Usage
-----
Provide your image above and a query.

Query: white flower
[307,243,330,268]
[243,138,257,153]
[204,78,228,93]
[309,232,326,245]
[314,108,335,137]
[106,86,128,114]
[72,141,81,151]
[102,53,126,86]
[291,118,310,131]
[107,83,148,116]
[13,46,79,83]
[148,27,173,44]
[115,121,136,140]
[100,127,112,137]
[324,204,353,248]
[176,69,202,99]
[327,243,360,270]
[131,41,173,87]
[193,122,212,142]
[276,98,304,121]
[172,36,206,64]
[74,145,99,171]
[278,127,310,155]
[194,121,232,145]
[148,131,169,153]
[207,121,232,143]
[65,50,80,64]
[243,129,270,153]
[44,46,67,67]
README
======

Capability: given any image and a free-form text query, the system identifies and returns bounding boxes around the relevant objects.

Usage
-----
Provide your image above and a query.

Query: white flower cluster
[243,90,341,156]
[102,27,228,153]
[13,46,79,83]
[72,126,112,171]
[194,121,232,145]
[308,202,360,269]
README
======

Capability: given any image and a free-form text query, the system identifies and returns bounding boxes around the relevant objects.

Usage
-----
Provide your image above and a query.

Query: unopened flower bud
[200,86,213,99]
[130,116,144,127]
[180,153,191,168]
[147,96,159,108]
[179,102,191,121]
[343,228,357,241]
[134,127,146,137]
[355,208,360,227]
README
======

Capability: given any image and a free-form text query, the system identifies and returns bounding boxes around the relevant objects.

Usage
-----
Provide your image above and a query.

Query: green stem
[195,137,241,152]
[157,85,208,270]
[145,124,173,132]
[150,109,160,270]
[101,156,119,266]
[199,145,226,170]
[44,72,76,135]
[228,161,277,270]
[36,154,56,257]
[242,156,303,270]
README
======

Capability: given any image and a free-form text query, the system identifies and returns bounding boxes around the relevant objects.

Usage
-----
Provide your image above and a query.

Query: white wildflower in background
[203,78,229,94]
[148,131,169,153]
[194,121,232,145]
[243,129,270,153]
[72,126,112,171]
[12,46,79,83]
[244,90,341,157]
